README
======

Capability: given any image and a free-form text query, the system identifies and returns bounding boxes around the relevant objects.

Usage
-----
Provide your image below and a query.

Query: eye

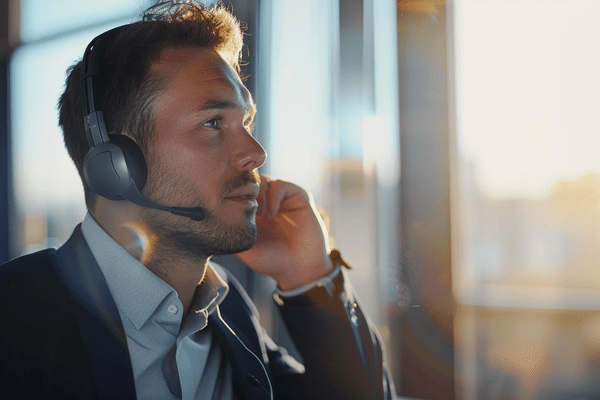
[203,118,221,129]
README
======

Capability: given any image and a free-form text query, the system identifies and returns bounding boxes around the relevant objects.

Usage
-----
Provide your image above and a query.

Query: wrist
[276,257,334,291]
[275,249,351,291]
[274,266,345,307]
[276,266,341,297]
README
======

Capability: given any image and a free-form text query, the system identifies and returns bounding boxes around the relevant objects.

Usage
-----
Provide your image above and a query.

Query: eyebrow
[197,99,256,117]
[198,99,238,111]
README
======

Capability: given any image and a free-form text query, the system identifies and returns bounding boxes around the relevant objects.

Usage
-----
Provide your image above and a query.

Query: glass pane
[454,0,600,303]
[453,0,600,397]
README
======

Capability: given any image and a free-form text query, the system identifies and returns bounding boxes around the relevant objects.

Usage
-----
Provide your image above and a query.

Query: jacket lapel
[210,308,273,400]
[56,226,136,400]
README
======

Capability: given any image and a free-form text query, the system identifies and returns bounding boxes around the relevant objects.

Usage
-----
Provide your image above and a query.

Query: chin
[202,213,258,256]
[221,208,257,226]
[144,207,257,258]
[208,227,257,256]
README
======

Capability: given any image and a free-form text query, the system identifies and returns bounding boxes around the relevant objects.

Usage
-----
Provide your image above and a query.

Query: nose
[232,132,267,171]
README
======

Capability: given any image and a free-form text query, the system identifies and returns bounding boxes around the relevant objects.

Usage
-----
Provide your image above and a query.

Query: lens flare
[122,221,157,265]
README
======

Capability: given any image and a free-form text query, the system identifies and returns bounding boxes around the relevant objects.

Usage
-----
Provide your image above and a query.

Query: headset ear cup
[83,134,148,200]
[108,134,148,192]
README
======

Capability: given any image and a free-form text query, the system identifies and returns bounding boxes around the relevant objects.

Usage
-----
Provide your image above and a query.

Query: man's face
[140,47,267,258]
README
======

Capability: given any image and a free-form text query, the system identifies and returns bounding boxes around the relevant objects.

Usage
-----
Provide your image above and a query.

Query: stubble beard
[151,206,258,259]
[141,168,261,260]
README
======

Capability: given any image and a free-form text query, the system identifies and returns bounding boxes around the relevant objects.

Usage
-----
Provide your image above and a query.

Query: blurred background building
[2,0,600,399]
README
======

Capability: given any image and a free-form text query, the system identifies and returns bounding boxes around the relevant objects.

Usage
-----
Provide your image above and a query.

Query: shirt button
[349,304,358,326]
[167,305,178,314]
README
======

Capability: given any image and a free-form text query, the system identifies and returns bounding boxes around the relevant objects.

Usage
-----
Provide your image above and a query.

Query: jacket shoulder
[2,248,58,268]
[0,249,97,399]
[0,249,74,321]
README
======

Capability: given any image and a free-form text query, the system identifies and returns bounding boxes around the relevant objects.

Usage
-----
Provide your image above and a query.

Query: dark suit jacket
[0,226,395,399]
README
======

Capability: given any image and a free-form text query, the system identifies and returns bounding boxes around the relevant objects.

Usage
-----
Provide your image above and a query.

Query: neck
[91,203,209,315]
[145,242,210,315]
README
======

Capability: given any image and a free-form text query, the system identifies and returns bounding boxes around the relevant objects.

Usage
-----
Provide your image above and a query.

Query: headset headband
[80,25,129,147]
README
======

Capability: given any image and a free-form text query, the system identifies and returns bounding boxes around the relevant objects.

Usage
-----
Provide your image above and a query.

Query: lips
[225,183,260,201]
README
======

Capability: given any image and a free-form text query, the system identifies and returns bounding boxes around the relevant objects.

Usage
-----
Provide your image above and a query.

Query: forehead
[151,47,253,109]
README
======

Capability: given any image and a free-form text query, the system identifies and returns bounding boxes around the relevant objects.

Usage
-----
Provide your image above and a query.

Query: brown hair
[58,1,244,209]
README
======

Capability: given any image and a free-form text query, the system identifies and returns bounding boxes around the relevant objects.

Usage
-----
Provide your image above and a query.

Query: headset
[80,26,206,221]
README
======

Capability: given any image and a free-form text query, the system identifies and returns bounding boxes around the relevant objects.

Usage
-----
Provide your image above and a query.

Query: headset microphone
[120,183,206,221]
[81,26,206,222]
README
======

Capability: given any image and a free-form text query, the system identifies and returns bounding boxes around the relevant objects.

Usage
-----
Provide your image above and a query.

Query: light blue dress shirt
[81,213,235,400]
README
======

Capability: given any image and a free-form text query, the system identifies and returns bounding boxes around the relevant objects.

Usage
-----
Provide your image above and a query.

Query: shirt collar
[193,264,229,316]
[181,264,229,338]
[81,213,229,331]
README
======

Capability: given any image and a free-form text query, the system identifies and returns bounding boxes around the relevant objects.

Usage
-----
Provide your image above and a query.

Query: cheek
[174,138,231,177]
[143,141,187,192]
[152,139,199,173]
[144,137,233,201]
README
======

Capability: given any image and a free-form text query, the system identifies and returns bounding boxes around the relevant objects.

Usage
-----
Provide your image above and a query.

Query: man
[0,2,395,399]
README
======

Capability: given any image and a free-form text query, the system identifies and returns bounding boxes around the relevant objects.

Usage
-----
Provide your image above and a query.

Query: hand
[236,175,334,290]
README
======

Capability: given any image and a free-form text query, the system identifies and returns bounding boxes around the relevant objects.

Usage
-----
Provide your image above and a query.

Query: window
[453,0,600,396]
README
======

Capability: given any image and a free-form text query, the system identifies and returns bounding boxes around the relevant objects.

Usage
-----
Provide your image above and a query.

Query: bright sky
[455,0,600,199]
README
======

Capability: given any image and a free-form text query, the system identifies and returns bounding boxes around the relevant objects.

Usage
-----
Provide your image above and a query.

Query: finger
[267,180,310,219]
[269,179,305,219]
[267,179,286,219]
[257,174,271,215]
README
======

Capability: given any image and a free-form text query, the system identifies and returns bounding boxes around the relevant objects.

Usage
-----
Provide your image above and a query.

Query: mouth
[225,183,260,200]
[225,184,260,207]
[225,196,258,210]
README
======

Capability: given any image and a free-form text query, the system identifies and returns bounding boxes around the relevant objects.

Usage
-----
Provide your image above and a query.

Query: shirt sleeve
[274,266,341,299]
